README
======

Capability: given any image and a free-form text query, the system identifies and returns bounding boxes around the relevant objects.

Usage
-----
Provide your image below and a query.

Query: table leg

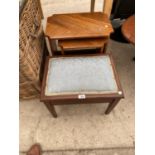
[44,102,57,118]
[59,46,65,55]
[105,98,120,114]
[48,37,57,56]
[103,42,108,53]
[100,46,104,53]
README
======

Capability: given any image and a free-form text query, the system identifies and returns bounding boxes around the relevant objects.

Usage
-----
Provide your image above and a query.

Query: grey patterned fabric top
[45,56,118,96]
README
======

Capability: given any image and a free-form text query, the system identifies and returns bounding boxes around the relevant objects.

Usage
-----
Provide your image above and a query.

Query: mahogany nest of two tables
[45,12,114,55]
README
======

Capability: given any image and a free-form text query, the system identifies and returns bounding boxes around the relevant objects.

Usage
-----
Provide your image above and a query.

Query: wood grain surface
[45,12,114,40]
[58,38,107,50]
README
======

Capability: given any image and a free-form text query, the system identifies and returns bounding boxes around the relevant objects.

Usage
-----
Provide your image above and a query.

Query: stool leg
[105,98,120,114]
[44,102,57,118]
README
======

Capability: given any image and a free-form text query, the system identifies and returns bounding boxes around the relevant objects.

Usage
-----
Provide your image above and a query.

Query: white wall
[40,0,104,18]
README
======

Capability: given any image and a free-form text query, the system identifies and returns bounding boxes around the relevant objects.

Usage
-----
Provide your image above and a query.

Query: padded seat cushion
[45,55,118,96]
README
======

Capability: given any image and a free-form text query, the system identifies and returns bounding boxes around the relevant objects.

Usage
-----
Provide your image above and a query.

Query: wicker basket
[19,30,44,83]
[19,0,43,83]
[19,0,44,99]
[20,80,41,99]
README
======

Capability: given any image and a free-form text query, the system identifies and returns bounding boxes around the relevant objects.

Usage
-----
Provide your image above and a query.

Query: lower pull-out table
[40,54,124,117]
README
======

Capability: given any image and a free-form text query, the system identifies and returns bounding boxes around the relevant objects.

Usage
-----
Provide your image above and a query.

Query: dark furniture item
[45,12,114,55]
[111,0,135,19]
[121,15,135,45]
[110,0,135,42]
[122,15,135,60]
[40,54,124,117]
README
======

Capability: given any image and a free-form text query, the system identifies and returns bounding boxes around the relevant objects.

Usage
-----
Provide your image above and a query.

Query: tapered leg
[60,46,65,55]
[103,42,108,53]
[48,37,57,56]
[44,102,57,118]
[105,98,120,114]
[100,46,104,53]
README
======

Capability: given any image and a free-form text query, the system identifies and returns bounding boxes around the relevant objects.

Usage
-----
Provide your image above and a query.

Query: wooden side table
[45,12,114,55]
[122,15,135,45]
[40,54,124,117]
[122,15,135,60]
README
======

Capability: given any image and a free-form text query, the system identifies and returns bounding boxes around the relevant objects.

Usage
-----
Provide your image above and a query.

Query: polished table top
[45,12,114,40]
[122,15,135,44]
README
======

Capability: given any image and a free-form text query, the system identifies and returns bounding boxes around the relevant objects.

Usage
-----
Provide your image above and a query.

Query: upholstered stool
[40,54,124,117]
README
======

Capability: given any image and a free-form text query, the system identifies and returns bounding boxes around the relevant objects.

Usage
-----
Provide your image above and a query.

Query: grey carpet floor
[20,40,135,154]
